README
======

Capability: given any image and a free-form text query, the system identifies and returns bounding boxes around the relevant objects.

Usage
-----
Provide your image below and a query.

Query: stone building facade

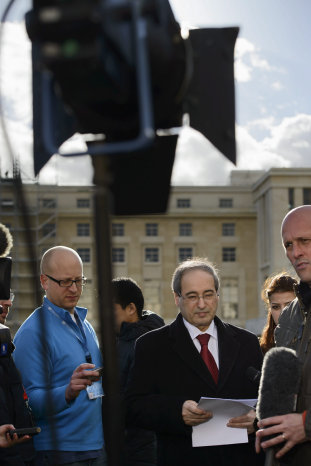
[1,167,310,334]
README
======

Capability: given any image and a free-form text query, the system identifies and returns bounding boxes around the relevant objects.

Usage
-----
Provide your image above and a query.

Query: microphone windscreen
[257,347,301,421]
[0,223,13,258]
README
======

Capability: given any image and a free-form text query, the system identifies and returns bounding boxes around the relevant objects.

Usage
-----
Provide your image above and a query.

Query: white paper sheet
[192,397,257,447]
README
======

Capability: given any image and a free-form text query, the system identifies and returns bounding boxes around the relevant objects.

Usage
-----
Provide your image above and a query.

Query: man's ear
[40,274,48,291]
[173,292,180,307]
[127,302,138,317]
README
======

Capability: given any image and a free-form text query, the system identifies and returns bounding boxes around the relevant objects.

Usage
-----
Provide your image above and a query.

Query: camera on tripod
[0,222,12,302]
[0,222,14,355]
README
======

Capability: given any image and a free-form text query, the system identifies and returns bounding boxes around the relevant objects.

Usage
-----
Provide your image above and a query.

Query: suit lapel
[215,316,240,391]
[169,313,217,388]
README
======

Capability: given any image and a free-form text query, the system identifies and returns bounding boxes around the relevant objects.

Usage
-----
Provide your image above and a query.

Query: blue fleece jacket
[13,297,104,452]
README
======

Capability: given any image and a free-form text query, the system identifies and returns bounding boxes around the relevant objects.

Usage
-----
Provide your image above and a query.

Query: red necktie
[197,334,219,384]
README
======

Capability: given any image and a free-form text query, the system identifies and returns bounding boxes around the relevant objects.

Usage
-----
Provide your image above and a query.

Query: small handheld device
[86,366,104,381]
[93,366,104,376]
[9,427,41,438]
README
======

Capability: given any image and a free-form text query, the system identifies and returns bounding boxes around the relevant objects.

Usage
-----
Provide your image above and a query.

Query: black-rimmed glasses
[45,274,87,288]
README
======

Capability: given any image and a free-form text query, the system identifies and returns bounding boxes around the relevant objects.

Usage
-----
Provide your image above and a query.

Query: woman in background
[259,272,297,354]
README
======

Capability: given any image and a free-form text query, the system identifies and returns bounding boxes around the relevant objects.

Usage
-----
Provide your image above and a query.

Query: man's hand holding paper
[182,400,213,426]
[192,397,257,447]
[227,408,256,434]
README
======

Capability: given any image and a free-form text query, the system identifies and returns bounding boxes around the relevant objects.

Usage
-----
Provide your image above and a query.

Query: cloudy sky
[1,0,311,185]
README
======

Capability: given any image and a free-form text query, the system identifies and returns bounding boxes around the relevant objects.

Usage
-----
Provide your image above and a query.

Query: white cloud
[38,134,94,185]
[39,154,94,185]
[234,38,255,83]
[236,125,291,170]
[234,37,283,84]
[250,53,271,71]
[172,114,311,185]
[0,20,32,178]
[271,81,284,91]
[171,126,233,185]
[261,114,311,166]
[246,116,276,131]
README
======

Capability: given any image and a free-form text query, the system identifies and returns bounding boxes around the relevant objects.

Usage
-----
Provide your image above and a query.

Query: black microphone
[256,347,302,466]
[0,223,13,300]
[246,366,261,388]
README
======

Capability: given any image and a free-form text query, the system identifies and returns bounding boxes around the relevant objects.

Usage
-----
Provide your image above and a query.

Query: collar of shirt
[43,296,88,323]
[183,317,219,367]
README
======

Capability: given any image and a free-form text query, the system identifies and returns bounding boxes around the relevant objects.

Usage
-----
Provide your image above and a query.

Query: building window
[77,248,91,263]
[112,247,125,263]
[303,188,311,205]
[288,188,294,210]
[42,198,56,208]
[177,199,191,208]
[145,247,159,263]
[1,198,14,207]
[77,223,90,236]
[219,198,233,208]
[222,223,235,236]
[179,223,192,236]
[222,247,236,262]
[145,223,158,236]
[221,278,238,319]
[178,247,193,262]
[112,223,124,236]
[77,199,90,208]
[42,223,56,237]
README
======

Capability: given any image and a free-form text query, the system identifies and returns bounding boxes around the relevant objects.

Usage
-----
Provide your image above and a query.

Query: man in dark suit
[126,258,264,466]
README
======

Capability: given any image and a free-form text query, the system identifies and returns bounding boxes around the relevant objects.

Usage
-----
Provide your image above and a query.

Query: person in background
[0,425,31,449]
[256,205,311,464]
[259,272,297,354]
[0,291,14,325]
[13,246,106,466]
[112,277,165,466]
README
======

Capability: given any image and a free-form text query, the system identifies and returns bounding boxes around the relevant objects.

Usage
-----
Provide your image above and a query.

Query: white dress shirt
[183,317,219,368]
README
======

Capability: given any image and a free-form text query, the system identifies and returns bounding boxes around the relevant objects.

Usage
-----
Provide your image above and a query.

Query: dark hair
[259,272,297,354]
[171,257,220,295]
[111,277,144,319]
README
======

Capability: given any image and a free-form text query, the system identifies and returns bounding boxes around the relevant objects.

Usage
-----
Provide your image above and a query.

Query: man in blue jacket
[13,246,106,466]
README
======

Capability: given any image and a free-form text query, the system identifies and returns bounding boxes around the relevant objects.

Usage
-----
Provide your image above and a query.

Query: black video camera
[0,223,13,300]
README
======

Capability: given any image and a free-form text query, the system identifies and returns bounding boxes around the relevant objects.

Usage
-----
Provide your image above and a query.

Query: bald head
[281,205,311,234]
[40,246,84,313]
[281,205,311,286]
[41,246,82,275]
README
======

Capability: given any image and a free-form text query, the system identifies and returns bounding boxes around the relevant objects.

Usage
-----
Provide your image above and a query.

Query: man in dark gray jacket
[112,277,165,466]
[256,205,311,465]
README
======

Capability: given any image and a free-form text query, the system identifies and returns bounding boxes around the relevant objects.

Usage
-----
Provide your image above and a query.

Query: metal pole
[92,154,124,466]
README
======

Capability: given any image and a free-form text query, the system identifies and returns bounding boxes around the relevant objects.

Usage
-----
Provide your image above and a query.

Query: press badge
[87,380,104,399]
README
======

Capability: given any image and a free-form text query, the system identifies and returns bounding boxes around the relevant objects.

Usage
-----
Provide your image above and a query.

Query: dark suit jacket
[126,313,264,466]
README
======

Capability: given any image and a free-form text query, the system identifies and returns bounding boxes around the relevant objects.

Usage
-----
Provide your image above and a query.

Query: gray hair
[171,257,220,295]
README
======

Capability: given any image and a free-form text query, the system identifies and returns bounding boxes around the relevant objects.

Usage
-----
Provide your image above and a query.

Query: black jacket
[118,310,165,394]
[126,313,264,466]
[118,310,165,466]
[275,282,311,465]
[0,324,36,466]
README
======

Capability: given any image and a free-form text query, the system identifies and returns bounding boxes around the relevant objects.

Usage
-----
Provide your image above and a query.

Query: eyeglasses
[179,291,218,304]
[45,274,87,288]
